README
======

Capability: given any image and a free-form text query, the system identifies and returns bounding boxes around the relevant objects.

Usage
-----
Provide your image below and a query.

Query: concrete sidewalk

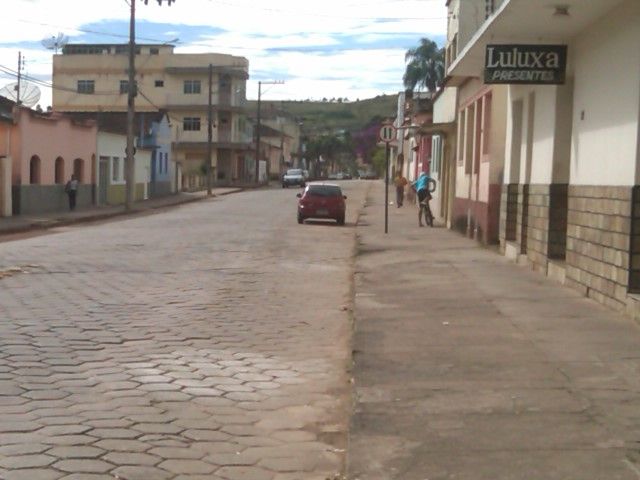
[0,187,242,237]
[348,182,640,480]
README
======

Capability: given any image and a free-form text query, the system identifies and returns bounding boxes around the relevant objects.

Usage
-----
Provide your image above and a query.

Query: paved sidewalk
[0,188,242,237]
[349,182,640,479]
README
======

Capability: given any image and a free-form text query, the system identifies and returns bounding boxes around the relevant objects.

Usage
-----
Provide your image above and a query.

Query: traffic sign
[379,124,396,143]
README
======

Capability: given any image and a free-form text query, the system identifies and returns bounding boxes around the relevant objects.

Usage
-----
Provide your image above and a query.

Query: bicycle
[415,177,436,227]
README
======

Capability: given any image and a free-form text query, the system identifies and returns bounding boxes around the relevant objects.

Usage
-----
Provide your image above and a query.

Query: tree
[371,147,386,177]
[403,37,445,93]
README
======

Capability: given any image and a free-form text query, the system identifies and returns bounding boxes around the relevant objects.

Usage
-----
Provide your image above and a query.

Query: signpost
[379,123,396,234]
[484,44,567,85]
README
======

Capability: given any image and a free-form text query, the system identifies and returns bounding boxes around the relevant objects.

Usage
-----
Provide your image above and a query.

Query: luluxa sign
[484,44,567,85]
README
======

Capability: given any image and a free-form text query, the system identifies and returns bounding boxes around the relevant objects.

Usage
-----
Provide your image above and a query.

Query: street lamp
[125,0,175,211]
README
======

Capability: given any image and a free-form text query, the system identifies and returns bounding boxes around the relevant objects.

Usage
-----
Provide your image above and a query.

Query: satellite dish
[41,33,69,54]
[0,82,42,108]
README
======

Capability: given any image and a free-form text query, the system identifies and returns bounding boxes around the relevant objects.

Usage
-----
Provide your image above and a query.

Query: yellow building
[52,44,251,190]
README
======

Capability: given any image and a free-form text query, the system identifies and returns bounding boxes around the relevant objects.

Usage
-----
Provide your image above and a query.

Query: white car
[282,169,306,188]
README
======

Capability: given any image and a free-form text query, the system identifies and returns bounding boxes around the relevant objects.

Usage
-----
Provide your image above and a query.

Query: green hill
[248,94,398,135]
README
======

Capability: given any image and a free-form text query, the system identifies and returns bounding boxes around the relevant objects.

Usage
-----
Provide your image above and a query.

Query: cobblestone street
[0,183,369,480]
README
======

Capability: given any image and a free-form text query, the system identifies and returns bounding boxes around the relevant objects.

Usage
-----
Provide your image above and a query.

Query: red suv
[296,184,347,225]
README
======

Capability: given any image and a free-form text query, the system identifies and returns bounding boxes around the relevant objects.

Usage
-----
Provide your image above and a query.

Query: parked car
[282,168,306,188]
[358,170,378,180]
[296,183,347,225]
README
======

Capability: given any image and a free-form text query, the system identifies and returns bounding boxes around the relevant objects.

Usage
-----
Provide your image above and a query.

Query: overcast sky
[0,0,447,108]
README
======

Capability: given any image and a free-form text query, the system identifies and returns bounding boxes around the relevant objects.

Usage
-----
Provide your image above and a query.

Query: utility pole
[16,52,23,105]
[125,0,175,211]
[254,81,262,184]
[125,0,136,211]
[206,63,213,196]
[254,79,284,184]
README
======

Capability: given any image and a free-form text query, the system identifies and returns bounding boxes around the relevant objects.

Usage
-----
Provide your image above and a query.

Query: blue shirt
[412,175,431,192]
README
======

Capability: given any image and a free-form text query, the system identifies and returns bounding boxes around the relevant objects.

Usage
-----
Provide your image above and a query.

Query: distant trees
[403,37,445,93]
[306,132,353,176]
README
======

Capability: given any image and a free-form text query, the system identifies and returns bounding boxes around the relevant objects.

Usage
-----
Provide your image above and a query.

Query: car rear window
[287,169,302,175]
[306,185,342,197]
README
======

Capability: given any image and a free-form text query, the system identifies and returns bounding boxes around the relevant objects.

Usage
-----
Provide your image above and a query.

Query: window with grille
[183,117,201,131]
[485,0,495,18]
[120,80,129,94]
[77,80,95,94]
[184,80,201,94]
[112,157,120,181]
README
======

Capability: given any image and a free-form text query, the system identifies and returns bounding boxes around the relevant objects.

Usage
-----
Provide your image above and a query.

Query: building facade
[0,99,97,215]
[448,0,640,315]
[97,131,151,206]
[52,44,251,190]
[445,0,508,244]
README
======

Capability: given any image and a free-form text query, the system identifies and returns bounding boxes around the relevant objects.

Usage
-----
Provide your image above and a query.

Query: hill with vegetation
[248,94,398,135]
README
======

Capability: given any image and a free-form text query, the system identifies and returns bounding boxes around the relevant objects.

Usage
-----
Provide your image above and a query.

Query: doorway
[98,159,108,205]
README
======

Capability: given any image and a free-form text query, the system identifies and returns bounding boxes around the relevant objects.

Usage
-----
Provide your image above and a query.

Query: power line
[0,63,121,95]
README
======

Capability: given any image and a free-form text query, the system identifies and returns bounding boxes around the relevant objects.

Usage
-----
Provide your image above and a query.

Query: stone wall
[516,184,529,255]
[12,184,93,215]
[525,185,550,272]
[548,184,568,259]
[565,186,631,311]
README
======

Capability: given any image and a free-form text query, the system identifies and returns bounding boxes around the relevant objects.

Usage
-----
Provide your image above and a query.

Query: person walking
[394,171,408,207]
[65,174,79,211]
[411,172,436,227]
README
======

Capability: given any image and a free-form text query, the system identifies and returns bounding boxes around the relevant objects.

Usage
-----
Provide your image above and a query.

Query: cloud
[0,0,447,107]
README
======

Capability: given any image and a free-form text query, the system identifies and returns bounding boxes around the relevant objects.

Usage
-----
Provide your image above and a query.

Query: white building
[449,0,640,315]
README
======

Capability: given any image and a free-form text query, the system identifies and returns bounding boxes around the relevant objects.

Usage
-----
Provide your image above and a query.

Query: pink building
[0,98,97,215]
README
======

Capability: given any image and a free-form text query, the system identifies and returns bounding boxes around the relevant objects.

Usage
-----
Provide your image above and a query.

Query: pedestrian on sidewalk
[394,171,408,207]
[64,174,79,211]
[411,172,435,227]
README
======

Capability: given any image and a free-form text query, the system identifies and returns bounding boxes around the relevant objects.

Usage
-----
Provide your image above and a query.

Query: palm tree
[403,38,445,93]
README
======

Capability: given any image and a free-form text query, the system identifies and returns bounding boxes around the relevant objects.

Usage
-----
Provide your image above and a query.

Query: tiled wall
[565,186,631,311]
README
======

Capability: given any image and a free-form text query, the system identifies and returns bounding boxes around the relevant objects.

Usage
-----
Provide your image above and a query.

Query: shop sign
[484,44,567,85]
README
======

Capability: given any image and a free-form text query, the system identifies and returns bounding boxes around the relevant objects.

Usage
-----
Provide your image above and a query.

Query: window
[112,157,120,182]
[155,80,164,87]
[77,80,95,94]
[306,185,342,197]
[164,157,168,174]
[150,47,159,55]
[485,0,495,18]
[120,80,129,94]
[183,80,201,94]
[183,117,201,131]
[29,155,41,184]
[73,158,84,183]
[55,157,65,184]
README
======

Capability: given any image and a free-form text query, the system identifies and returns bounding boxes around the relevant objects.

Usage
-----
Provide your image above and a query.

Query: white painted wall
[570,0,640,186]
[97,131,151,188]
[489,86,508,185]
[433,87,457,124]
[504,83,574,186]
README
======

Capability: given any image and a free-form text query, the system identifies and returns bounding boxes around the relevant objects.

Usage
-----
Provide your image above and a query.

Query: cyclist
[411,172,436,227]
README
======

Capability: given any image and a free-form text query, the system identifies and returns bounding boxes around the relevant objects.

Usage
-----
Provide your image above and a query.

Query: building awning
[447,0,626,83]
